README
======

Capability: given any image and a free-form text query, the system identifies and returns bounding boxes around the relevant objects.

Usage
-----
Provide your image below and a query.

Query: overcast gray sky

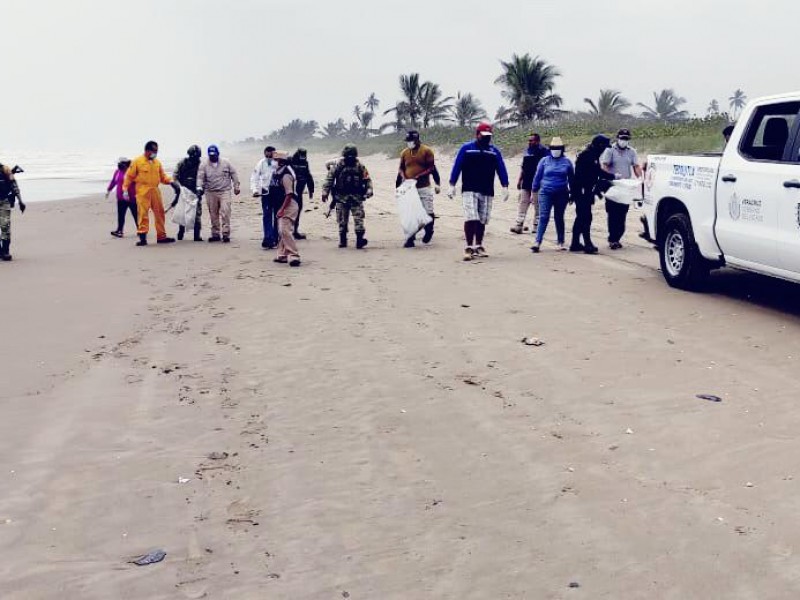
[4,0,797,153]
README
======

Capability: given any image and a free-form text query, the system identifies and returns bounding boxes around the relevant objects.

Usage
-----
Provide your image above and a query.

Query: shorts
[418,186,435,215]
[462,191,493,225]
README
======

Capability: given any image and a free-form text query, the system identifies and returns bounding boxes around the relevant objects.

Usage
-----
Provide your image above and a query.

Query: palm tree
[418,82,453,128]
[729,89,747,119]
[494,54,562,123]
[583,89,631,118]
[319,118,346,139]
[352,105,362,120]
[707,99,720,116]
[364,93,380,114]
[637,89,689,121]
[384,73,423,128]
[450,92,488,127]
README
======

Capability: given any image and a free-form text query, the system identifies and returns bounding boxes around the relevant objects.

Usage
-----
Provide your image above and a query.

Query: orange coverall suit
[124,155,173,240]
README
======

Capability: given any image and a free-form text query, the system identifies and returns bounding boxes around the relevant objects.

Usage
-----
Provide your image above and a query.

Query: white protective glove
[501,187,509,203]
[447,185,456,199]
[122,191,129,201]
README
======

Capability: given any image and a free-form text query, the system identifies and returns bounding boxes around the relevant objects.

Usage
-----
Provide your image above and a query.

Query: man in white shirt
[250,146,278,248]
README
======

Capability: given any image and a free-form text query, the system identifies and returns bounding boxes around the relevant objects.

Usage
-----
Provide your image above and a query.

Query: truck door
[715,101,800,270]
[776,118,800,273]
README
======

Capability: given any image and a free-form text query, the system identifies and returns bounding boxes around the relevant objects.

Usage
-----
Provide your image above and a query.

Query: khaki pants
[277,199,300,260]
[206,190,232,237]
[516,190,539,227]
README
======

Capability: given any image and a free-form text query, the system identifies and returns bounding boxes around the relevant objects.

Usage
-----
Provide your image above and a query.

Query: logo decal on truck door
[729,193,741,221]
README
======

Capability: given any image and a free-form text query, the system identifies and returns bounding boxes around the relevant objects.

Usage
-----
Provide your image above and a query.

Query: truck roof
[749,91,800,103]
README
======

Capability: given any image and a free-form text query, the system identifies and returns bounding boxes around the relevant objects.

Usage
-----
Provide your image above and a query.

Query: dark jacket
[291,156,315,194]
[174,157,201,193]
[574,147,615,203]
[519,145,549,189]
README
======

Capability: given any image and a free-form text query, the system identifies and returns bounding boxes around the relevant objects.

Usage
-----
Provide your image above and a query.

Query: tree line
[243,54,747,146]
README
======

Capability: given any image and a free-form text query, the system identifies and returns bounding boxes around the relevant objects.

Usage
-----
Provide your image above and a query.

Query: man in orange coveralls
[124,140,180,246]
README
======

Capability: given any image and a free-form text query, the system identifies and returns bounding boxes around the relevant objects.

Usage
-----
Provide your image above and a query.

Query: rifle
[325,195,338,218]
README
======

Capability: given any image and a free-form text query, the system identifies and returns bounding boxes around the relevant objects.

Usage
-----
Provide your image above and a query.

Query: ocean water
[0,150,180,203]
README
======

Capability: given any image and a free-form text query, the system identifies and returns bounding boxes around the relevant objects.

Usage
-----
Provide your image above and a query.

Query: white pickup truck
[641,92,800,289]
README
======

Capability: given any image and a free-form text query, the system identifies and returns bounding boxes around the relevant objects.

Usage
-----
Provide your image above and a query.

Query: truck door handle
[784,179,800,189]
[721,175,737,183]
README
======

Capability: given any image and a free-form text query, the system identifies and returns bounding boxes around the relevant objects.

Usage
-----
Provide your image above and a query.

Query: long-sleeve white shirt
[250,157,276,194]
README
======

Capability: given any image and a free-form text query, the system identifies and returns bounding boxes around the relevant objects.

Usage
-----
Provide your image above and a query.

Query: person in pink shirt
[105,157,137,238]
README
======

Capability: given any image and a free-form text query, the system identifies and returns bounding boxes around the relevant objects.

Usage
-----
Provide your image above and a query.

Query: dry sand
[3,151,800,599]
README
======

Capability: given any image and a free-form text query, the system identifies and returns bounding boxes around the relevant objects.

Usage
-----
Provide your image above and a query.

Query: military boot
[1,239,12,261]
[339,232,348,248]
[356,233,368,249]
[136,233,148,247]
[177,225,186,241]
[422,220,434,244]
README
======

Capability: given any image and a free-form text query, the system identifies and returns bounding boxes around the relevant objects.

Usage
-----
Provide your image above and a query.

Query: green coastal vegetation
[235,54,747,157]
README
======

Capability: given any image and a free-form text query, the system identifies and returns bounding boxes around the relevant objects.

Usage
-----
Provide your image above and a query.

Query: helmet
[342,144,358,158]
[187,145,201,159]
[296,147,307,157]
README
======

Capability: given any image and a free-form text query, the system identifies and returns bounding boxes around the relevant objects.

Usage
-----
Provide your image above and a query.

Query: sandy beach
[4,151,800,599]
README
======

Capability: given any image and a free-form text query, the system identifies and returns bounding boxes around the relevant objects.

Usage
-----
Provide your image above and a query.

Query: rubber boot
[136,233,148,247]
[193,223,203,242]
[1,239,12,261]
[177,225,185,241]
[339,232,348,248]
[356,232,368,249]
[404,235,416,248]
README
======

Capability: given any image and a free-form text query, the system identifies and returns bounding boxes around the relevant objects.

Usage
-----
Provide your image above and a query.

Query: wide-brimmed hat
[117,156,130,164]
[273,151,290,161]
[550,136,565,148]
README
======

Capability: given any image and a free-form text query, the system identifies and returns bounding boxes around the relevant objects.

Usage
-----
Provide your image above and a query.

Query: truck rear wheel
[659,213,709,290]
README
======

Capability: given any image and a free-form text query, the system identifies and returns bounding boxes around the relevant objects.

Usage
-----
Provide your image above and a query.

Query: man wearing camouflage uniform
[173,145,204,241]
[321,144,372,249]
[0,163,26,261]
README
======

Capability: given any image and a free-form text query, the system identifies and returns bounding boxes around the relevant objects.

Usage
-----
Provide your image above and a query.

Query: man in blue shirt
[448,123,509,261]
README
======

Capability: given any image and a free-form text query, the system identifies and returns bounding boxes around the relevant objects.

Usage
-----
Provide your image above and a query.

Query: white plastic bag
[396,180,432,238]
[170,186,199,229]
[604,178,643,205]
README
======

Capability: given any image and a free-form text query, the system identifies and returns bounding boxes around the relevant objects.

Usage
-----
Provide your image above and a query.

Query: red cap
[476,122,494,136]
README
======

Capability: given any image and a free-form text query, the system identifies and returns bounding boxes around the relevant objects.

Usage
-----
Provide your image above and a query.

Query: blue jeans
[535,189,568,245]
[261,194,279,246]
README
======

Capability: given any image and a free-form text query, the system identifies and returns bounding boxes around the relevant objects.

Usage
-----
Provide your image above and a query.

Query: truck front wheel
[659,213,709,290]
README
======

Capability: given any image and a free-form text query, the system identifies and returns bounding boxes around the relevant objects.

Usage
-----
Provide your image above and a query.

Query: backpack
[0,164,12,200]
[334,161,365,196]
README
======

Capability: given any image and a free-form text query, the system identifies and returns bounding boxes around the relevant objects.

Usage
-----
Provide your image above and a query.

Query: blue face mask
[149,152,158,160]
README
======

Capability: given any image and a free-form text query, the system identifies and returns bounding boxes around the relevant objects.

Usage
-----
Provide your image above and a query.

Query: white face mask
[618,139,629,149]
[407,141,416,149]
[551,149,563,158]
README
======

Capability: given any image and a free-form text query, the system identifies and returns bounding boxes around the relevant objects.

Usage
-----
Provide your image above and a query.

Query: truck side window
[738,101,800,162]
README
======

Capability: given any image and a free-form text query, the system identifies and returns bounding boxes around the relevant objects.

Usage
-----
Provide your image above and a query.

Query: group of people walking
[513,128,642,255]
[104,124,642,267]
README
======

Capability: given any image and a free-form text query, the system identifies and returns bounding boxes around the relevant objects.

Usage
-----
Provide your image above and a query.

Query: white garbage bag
[170,186,199,229]
[604,178,643,206]
[396,180,432,239]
